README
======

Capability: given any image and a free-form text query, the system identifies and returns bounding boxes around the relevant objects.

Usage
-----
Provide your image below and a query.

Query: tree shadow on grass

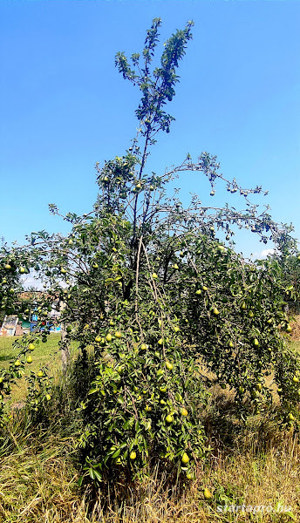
[0,354,13,362]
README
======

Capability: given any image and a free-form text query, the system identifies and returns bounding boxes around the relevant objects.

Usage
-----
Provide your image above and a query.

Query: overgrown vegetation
[1,18,300,521]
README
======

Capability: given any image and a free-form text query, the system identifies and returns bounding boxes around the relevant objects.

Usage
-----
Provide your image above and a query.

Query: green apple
[115,331,122,338]
[181,452,189,464]
[130,451,136,460]
[166,414,173,423]
[106,333,112,342]
[181,407,188,417]
[166,361,173,370]
[28,343,35,351]
[212,307,220,316]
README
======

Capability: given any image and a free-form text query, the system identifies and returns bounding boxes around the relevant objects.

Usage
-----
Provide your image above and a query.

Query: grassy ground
[0,402,299,522]
[290,340,300,353]
[0,334,63,404]
[0,329,299,522]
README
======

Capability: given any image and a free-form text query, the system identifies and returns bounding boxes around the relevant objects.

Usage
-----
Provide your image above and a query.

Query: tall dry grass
[0,400,299,523]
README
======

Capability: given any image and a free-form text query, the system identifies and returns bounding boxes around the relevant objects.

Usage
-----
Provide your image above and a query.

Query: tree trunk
[60,323,70,373]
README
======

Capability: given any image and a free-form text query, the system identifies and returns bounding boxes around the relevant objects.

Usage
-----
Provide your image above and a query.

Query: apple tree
[9,19,300,482]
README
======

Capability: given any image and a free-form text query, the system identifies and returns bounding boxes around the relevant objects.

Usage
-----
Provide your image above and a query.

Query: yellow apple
[181,452,189,464]
[204,488,213,500]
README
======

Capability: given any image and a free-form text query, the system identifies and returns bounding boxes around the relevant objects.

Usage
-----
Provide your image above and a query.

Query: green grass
[0,334,78,404]
[291,340,300,353]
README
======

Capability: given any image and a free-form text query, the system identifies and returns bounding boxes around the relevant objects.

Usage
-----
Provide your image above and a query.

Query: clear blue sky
[1,0,299,258]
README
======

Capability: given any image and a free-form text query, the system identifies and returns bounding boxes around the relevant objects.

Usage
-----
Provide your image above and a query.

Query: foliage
[268,251,300,312]
[0,243,28,322]
[1,18,299,485]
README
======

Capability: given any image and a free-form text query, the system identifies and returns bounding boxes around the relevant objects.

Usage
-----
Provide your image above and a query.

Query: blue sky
[0,0,299,258]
